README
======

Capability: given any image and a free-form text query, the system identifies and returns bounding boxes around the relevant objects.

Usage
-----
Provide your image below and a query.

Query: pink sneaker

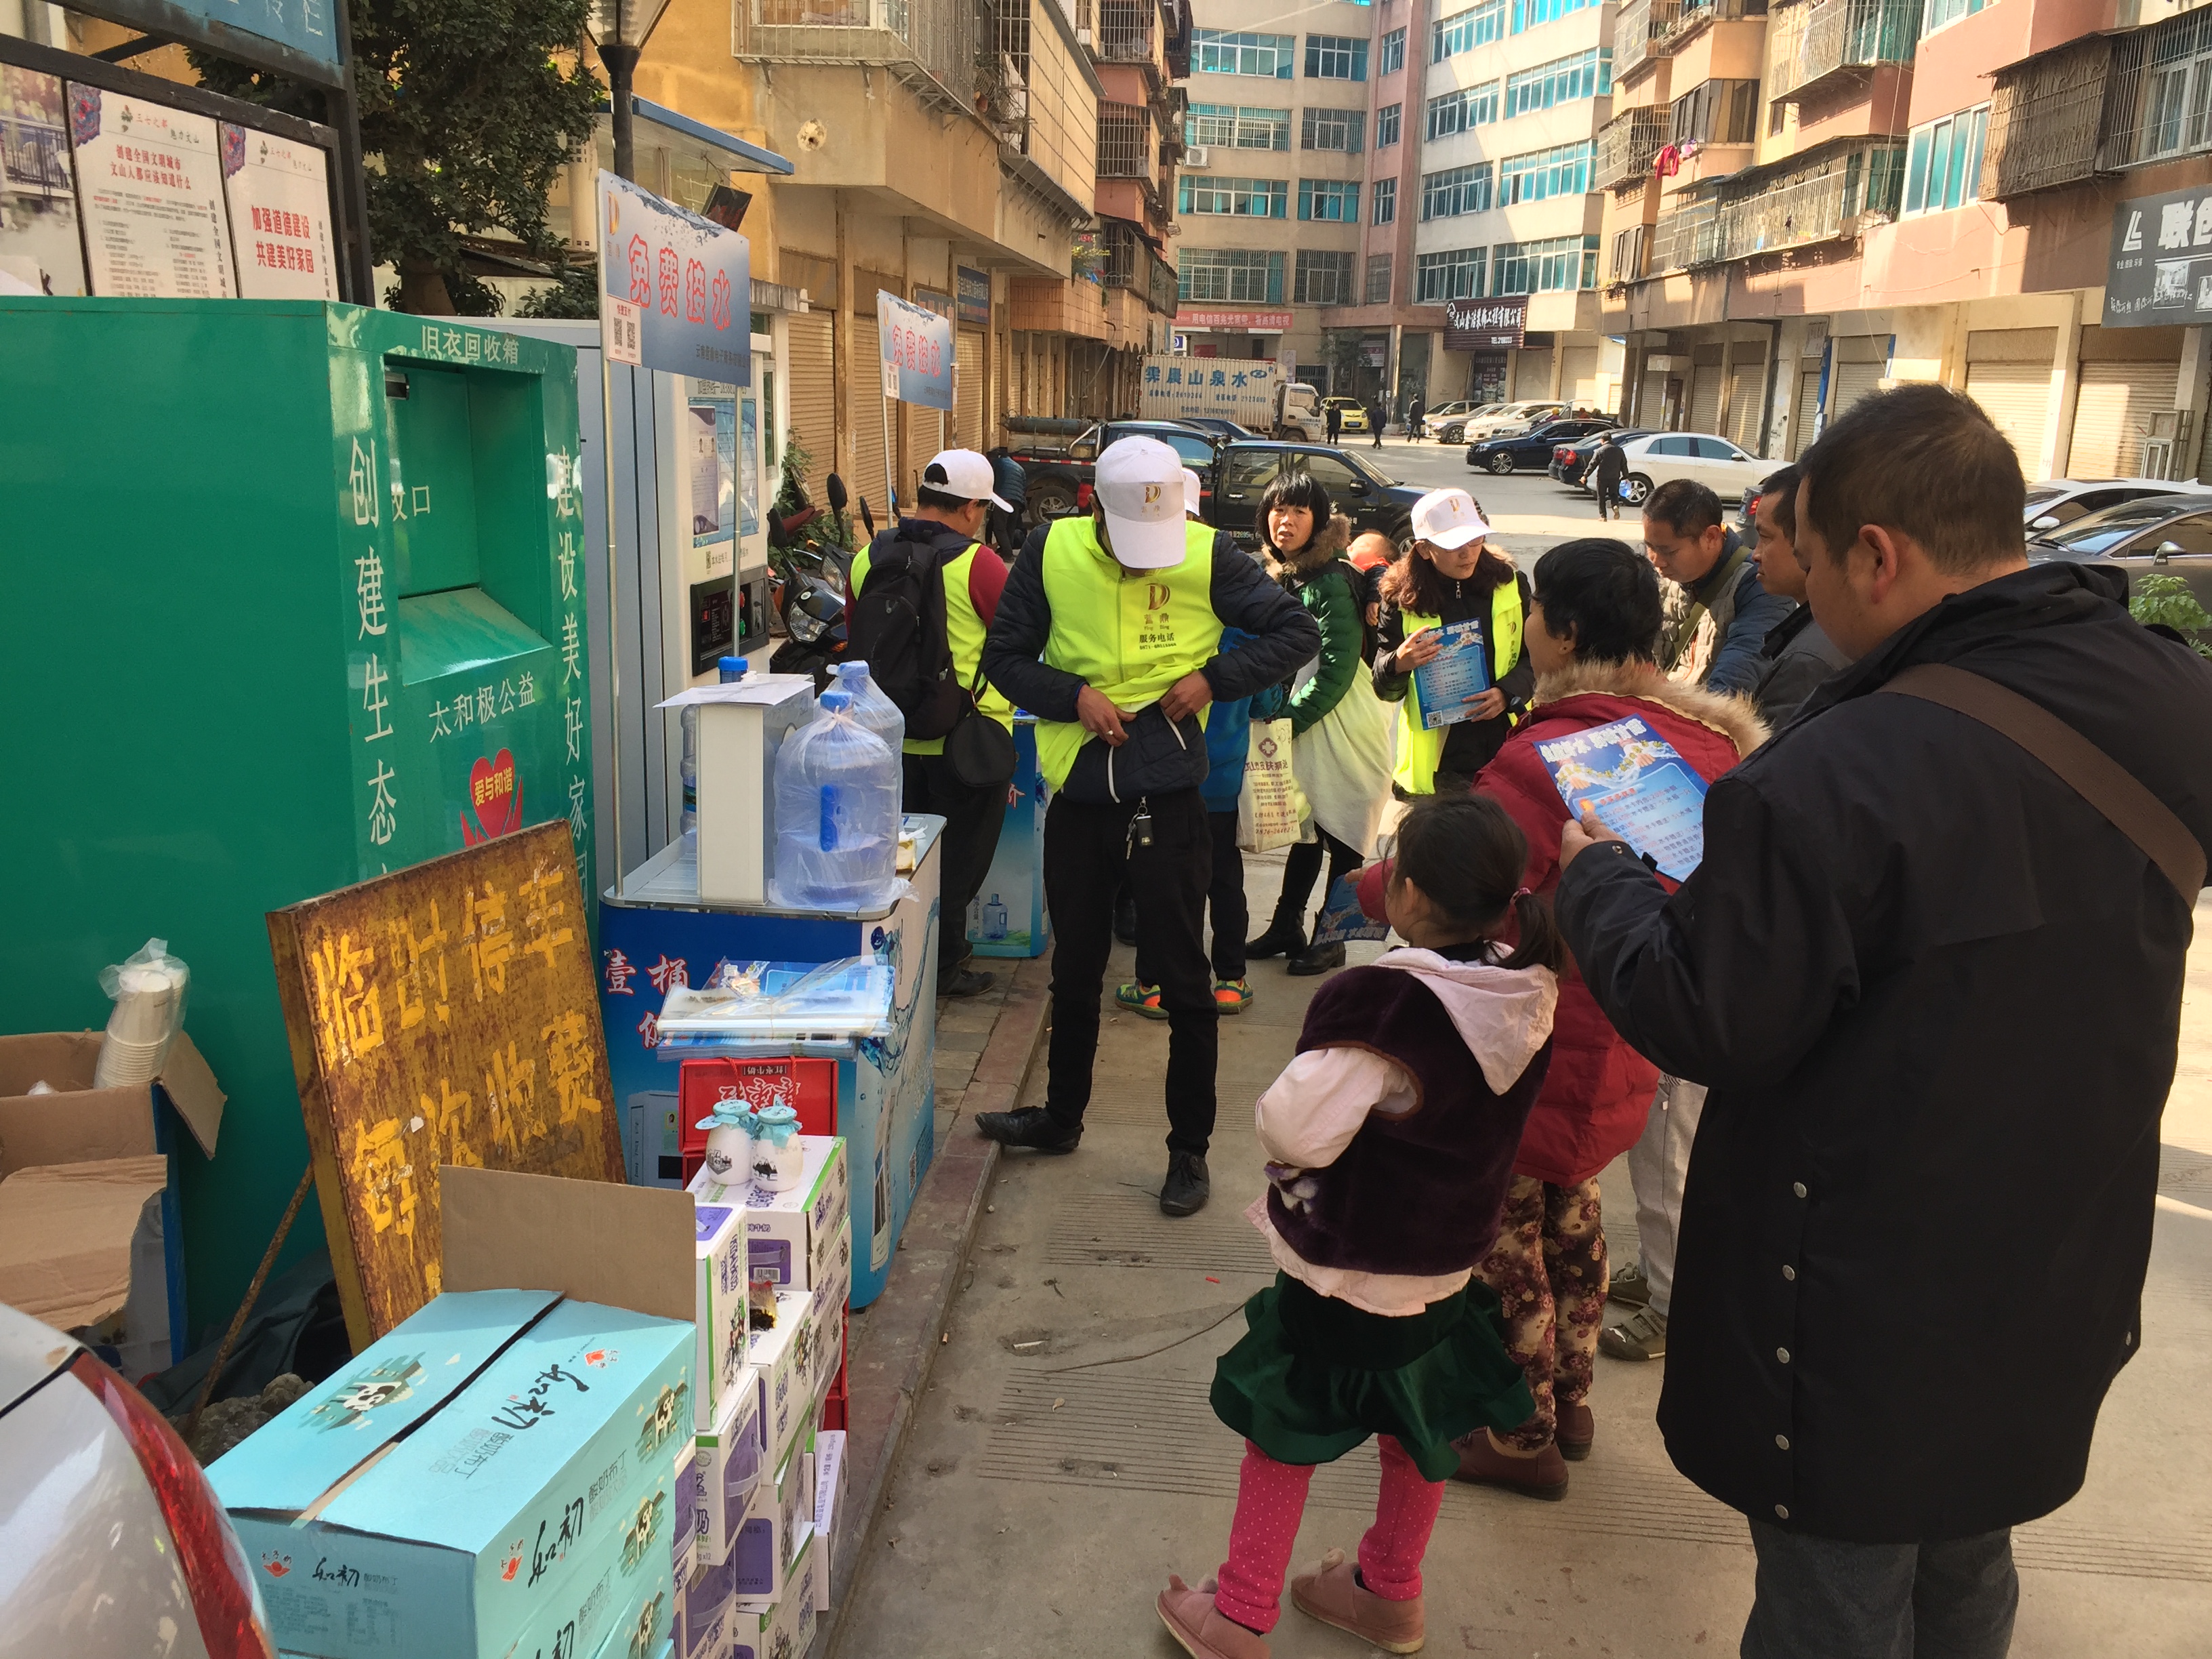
[1158,1575,1271,1659]
[1290,1548,1425,1654]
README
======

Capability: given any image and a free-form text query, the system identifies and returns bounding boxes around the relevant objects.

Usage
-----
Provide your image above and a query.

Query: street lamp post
[588,0,675,182]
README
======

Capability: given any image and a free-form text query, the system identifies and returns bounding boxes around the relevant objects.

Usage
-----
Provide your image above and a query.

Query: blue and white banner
[598,170,750,384]
[877,289,954,411]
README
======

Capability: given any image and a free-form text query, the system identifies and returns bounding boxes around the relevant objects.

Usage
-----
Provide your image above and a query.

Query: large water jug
[832,660,906,754]
[773,689,901,908]
[680,655,752,842]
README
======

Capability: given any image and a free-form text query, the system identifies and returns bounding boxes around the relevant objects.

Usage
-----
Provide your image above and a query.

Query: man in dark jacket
[975,436,1319,1217]
[1744,464,1848,727]
[1368,394,1387,448]
[1325,400,1343,445]
[1589,435,1627,521]
[1643,477,1795,693]
[1554,384,2212,1657]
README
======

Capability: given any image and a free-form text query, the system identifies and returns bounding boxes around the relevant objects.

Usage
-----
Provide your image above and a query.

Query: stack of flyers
[1538,716,1710,881]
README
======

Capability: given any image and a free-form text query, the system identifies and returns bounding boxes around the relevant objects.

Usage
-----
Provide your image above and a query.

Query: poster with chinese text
[268,822,623,1345]
[876,288,954,411]
[68,85,237,298]
[220,122,336,300]
[597,169,749,382]
[1538,716,1710,882]
[0,66,86,295]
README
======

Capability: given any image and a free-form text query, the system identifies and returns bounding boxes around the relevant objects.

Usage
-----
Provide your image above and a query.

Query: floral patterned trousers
[1473,1174,1608,1452]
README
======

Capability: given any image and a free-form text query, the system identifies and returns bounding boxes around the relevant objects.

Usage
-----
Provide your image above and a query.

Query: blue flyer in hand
[1538,716,1710,881]
[1410,619,1492,730]
[1311,868,1390,947]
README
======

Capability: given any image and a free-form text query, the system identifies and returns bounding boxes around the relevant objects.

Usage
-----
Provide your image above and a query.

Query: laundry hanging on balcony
[1654,143,1682,177]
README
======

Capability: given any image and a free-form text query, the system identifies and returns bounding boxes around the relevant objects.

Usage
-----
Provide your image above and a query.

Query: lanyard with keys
[1124,798,1154,859]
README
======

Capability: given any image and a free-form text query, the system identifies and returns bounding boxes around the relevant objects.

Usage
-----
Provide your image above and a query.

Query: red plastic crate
[818,1309,849,1432]
[677,1056,838,1162]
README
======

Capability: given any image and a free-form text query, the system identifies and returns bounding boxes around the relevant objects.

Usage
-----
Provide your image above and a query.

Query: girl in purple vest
[1158,794,1563,1659]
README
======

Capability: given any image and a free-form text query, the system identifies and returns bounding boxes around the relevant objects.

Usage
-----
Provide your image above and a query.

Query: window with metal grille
[1377,103,1403,146]
[1380,27,1407,74]
[1671,78,1759,145]
[1301,106,1366,151]
[1193,29,1296,77]
[1511,0,1598,30]
[1374,176,1398,222]
[1490,232,1600,293]
[1433,0,1505,61]
[1300,178,1361,220]
[1179,176,1290,216]
[1499,140,1593,204]
[1422,161,1494,218]
[1609,223,1649,281]
[1307,34,1368,79]
[1179,247,1286,302]
[1902,103,1988,215]
[1185,102,1292,150]
[1366,253,1395,304]
[1416,247,1486,300]
[1427,83,1499,140]
[1505,47,1612,117]
[2118,14,2212,164]
[1295,249,1357,303]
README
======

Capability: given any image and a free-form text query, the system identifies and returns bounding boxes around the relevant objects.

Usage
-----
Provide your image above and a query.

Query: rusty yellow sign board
[268,821,623,1345]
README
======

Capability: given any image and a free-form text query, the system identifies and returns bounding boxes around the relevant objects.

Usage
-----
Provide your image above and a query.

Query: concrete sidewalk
[832,870,2212,1657]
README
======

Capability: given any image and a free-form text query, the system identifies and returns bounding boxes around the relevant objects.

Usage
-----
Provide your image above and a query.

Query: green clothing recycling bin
[0,298,594,1338]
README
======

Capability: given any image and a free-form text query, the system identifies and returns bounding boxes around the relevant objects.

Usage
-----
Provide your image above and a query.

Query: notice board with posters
[268,822,623,1346]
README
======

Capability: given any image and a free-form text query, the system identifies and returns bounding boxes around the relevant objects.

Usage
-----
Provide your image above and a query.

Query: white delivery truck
[1138,355,1324,441]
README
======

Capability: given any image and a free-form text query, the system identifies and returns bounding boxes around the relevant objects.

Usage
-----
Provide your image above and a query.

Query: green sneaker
[1115,981,1168,1021]
[1599,1304,1667,1362]
[1213,979,1253,1015]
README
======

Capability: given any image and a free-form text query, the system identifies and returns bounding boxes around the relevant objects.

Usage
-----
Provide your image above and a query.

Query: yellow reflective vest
[1034,514,1222,791]
[848,536,1015,756]
[1392,577,1525,797]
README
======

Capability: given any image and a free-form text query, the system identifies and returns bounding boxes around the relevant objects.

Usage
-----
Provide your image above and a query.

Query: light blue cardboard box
[506,1453,676,1659]
[214,1294,691,1659]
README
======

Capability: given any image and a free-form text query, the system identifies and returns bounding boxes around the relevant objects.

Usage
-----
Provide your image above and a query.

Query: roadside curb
[815,951,1051,1656]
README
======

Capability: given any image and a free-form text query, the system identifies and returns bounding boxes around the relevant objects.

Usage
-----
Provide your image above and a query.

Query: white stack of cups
[96,943,189,1089]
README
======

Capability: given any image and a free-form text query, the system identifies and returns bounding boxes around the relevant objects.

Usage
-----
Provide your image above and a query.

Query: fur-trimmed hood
[1531,657,1769,758]
[1264,512,1353,581]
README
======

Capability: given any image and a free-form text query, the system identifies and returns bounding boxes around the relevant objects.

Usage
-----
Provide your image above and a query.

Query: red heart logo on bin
[463,750,521,842]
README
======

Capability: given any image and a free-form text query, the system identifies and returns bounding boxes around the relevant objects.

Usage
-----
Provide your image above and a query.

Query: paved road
[835,874,2212,1658]
[1357,434,1640,565]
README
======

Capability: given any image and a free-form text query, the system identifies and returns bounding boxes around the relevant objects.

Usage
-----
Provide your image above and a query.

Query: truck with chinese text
[1139,356,1323,442]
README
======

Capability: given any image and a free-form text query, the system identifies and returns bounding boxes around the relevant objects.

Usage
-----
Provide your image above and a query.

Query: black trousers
[1043,788,1217,1155]
[1136,808,1246,986]
[901,752,1010,977]
[1741,1521,2018,1659]
[1594,475,1622,519]
[1276,826,1362,923]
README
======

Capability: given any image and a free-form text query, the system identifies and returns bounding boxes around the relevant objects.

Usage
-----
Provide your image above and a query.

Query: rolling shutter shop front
[1826,339,1887,428]
[956,329,985,455]
[852,314,890,518]
[1725,342,1767,453]
[1963,329,2057,475]
[2068,327,2182,478]
[1689,346,1724,436]
[785,309,836,504]
[1561,344,1601,405]
[1791,361,1822,458]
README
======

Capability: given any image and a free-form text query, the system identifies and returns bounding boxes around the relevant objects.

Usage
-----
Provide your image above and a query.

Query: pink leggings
[1212,1436,1446,1635]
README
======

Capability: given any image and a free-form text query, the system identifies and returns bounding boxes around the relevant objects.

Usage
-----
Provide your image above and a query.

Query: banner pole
[602,348,625,901]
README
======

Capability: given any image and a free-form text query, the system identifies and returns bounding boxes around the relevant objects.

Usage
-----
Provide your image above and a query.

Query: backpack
[847,526,970,740]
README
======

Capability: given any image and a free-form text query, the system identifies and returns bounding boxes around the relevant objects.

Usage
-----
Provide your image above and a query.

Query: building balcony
[1766,0,1918,108]
[1616,0,1757,84]
[1595,107,1671,191]
[1642,140,1902,272]
[1098,100,1158,188]
[1101,218,1179,316]
[1650,198,1723,272]
[739,0,977,113]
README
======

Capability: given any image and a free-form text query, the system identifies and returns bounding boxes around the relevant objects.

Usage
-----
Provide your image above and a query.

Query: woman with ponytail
[1159,792,1563,1659]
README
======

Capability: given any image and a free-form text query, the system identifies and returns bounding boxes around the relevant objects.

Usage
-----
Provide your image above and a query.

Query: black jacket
[1556,562,2212,1542]
[983,526,1319,802]
[1747,604,1849,728]
[1371,570,1535,786]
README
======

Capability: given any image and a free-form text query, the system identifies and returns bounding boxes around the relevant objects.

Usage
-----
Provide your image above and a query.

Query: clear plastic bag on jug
[832,661,906,754]
[773,689,902,910]
[96,937,190,1088]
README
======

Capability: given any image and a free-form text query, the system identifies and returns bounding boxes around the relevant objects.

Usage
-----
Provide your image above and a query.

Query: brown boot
[1290,1548,1425,1654]
[1556,1400,1595,1462]
[1158,1576,1271,1659]
[1452,1428,1569,1500]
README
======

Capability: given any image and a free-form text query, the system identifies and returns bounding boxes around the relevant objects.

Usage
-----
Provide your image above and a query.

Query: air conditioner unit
[1184,146,1211,167]
[1076,26,1092,43]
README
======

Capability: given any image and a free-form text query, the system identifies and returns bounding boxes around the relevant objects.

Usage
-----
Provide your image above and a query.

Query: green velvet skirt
[1210,1272,1534,1482]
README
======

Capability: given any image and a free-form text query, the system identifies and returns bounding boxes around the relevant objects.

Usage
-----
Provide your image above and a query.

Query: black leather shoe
[940,967,996,998]
[974,1106,1082,1153]
[1286,939,1346,977]
[1246,915,1307,960]
[1160,1151,1211,1216]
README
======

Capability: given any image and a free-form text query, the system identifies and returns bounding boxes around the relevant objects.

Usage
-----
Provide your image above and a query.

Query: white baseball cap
[1410,487,1490,550]
[921,448,1012,512]
[1181,467,1204,518]
[1092,436,1190,569]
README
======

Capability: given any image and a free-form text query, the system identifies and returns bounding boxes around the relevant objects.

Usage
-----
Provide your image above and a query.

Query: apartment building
[634,0,1188,512]
[1602,0,2212,483]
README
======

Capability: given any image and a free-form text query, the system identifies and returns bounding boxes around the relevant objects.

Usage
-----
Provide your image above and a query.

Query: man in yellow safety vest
[976,436,1319,1216]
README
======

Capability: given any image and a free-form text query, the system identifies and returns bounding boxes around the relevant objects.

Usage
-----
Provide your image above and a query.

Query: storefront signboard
[956,264,991,326]
[2106,182,2212,326]
[1444,295,1527,351]
[1176,308,1294,331]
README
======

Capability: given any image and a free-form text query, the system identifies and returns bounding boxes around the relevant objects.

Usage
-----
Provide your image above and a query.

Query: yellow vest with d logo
[1035,515,1222,791]
[1393,577,1525,796]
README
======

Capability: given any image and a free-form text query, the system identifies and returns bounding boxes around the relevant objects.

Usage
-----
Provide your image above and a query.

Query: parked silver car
[0,1299,276,1658]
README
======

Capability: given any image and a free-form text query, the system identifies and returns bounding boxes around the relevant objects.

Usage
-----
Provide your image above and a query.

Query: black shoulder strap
[1879,662,2205,903]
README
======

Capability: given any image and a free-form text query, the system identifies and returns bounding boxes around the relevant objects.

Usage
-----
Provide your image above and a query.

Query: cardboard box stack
[676,1134,853,1653]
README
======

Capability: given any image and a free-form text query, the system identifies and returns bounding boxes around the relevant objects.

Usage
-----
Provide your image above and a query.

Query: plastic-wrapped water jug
[773,689,901,908]
[832,660,906,754]
[680,656,752,841]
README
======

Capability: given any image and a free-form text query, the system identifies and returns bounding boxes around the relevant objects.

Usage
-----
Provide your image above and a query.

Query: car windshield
[2037,499,2180,554]
[1349,451,1396,486]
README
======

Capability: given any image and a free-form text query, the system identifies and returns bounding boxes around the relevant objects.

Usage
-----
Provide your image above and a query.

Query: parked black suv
[1210,442,1427,546]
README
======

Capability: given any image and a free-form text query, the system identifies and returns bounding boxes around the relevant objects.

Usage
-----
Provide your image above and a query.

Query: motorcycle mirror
[827,474,848,514]
[857,496,877,537]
